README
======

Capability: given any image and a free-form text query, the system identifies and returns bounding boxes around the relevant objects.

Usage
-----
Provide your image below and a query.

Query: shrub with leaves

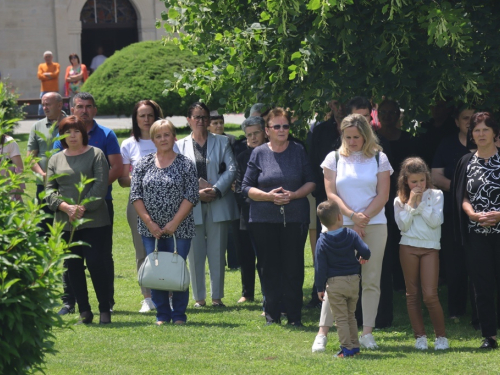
[81,40,222,116]
[0,119,69,374]
[0,78,25,126]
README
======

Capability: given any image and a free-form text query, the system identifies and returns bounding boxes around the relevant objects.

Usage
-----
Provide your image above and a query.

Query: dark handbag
[137,234,190,292]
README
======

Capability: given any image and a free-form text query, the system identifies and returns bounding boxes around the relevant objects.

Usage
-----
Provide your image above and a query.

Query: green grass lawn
[12,128,500,374]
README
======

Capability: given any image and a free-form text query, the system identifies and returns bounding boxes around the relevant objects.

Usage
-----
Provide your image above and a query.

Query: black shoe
[305,298,322,309]
[480,337,498,349]
[79,311,94,325]
[58,305,75,315]
[99,312,111,325]
[288,321,303,328]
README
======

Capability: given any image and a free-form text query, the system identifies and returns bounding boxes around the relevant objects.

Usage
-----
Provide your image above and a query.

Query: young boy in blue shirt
[315,200,371,358]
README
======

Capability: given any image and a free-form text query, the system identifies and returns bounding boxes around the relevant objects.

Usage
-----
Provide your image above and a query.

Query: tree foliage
[160,0,500,136]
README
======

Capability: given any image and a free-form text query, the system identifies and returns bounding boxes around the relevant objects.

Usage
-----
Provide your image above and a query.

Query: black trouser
[226,219,240,269]
[236,227,258,299]
[465,232,500,338]
[61,199,114,307]
[249,222,308,324]
[63,225,113,313]
[441,217,475,317]
[36,184,53,236]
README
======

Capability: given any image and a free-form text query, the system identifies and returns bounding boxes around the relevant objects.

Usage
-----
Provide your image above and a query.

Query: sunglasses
[268,124,290,130]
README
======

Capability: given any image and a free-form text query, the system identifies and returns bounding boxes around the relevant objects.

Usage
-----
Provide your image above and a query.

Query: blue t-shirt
[53,121,120,200]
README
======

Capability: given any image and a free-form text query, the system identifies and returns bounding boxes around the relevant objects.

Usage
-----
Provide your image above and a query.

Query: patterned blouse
[466,152,500,234]
[130,153,199,239]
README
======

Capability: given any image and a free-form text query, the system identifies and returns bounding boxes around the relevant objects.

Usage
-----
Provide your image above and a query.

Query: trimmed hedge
[82,40,219,116]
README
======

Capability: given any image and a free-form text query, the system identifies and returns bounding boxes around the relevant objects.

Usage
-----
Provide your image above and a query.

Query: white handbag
[137,234,190,292]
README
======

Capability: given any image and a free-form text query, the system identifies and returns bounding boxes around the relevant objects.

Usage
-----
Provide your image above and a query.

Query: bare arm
[107,154,123,185]
[10,155,23,173]
[431,168,450,191]
[118,163,131,188]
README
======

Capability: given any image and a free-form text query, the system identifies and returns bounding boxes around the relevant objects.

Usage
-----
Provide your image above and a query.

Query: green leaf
[226,64,235,75]
[215,33,223,41]
[178,88,187,97]
[382,4,389,14]
[291,51,302,61]
[289,71,297,80]
[168,8,179,19]
[307,0,321,11]
[260,11,271,21]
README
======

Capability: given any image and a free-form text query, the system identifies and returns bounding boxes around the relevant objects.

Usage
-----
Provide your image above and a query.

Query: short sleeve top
[129,153,199,239]
[321,151,393,225]
[466,153,500,234]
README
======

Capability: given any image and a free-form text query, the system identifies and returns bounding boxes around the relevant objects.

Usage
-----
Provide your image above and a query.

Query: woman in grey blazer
[176,102,239,307]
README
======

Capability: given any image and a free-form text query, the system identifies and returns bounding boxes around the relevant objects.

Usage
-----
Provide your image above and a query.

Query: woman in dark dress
[452,112,500,349]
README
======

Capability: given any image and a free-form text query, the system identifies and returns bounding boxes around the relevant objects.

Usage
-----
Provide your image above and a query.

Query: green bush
[0,79,25,126]
[0,118,68,374]
[82,40,222,116]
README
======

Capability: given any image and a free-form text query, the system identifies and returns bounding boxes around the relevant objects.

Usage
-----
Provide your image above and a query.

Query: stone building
[0,0,167,98]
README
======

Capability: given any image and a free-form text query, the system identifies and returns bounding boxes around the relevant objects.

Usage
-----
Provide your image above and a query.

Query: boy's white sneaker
[312,334,328,353]
[359,333,378,349]
[434,337,449,350]
[415,336,428,350]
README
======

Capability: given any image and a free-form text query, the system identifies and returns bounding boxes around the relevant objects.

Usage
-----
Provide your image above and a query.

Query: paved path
[14,114,246,134]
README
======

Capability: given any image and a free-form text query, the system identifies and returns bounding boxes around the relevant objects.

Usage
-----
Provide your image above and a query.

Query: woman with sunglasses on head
[118,100,166,313]
[176,102,239,308]
[64,53,88,101]
[242,107,316,326]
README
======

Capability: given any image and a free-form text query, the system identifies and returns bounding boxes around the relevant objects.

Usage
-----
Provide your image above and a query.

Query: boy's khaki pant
[326,275,360,350]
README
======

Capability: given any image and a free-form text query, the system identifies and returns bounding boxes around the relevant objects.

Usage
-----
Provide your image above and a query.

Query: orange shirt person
[37,51,60,116]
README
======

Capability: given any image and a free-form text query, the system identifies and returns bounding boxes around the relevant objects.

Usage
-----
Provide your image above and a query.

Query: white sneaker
[434,337,449,350]
[312,334,328,353]
[415,336,428,350]
[139,298,156,313]
[359,333,378,349]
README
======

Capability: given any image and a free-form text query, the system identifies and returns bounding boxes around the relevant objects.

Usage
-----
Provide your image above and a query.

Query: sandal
[212,301,226,307]
[194,302,206,308]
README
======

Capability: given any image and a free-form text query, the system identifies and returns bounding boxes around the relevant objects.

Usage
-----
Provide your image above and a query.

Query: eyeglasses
[191,116,209,122]
[268,124,290,130]
[245,130,263,139]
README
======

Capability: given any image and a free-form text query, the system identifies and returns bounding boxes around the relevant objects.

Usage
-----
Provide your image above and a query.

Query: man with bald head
[27,92,66,226]
[37,51,60,117]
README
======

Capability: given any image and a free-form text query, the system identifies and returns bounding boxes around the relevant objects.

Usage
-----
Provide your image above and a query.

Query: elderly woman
[118,100,164,313]
[242,107,315,326]
[234,116,267,303]
[431,106,476,322]
[176,102,239,308]
[64,53,88,100]
[312,114,392,351]
[130,119,199,325]
[46,115,111,324]
[452,112,500,349]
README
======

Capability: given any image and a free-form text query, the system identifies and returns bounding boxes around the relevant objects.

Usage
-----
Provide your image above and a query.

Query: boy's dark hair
[317,200,340,227]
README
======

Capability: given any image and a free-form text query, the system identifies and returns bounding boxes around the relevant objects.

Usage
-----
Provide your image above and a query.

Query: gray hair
[241,116,265,132]
[249,103,267,117]
[43,51,53,56]
[42,92,62,103]
[72,92,96,107]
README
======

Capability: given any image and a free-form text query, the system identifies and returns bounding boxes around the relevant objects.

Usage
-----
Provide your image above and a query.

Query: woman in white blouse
[312,114,392,352]
[118,100,163,313]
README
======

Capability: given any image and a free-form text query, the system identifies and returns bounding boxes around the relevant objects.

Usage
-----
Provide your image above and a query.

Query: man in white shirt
[90,46,107,73]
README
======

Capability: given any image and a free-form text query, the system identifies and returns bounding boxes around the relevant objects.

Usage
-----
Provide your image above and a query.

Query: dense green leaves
[159,0,500,135]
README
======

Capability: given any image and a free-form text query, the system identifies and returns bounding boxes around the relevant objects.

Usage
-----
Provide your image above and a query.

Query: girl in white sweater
[394,157,448,350]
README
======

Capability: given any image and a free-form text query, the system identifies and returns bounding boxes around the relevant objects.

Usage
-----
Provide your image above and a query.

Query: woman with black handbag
[130,119,199,325]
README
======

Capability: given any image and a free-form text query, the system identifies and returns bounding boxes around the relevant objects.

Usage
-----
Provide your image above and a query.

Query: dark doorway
[80,0,138,71]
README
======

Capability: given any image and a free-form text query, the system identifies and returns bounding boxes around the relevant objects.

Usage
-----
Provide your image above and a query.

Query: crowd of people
[9,88,500,355]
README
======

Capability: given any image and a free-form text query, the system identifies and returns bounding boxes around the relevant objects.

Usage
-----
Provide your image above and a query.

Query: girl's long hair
[397,157,433,204]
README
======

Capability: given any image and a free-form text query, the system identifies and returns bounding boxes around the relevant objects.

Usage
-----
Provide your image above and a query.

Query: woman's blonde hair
[397,157,433,204]
[150,119,176,139]
[338,113,381,158]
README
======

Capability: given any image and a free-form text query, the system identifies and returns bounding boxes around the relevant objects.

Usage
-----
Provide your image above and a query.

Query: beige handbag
[137,234,190,292]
